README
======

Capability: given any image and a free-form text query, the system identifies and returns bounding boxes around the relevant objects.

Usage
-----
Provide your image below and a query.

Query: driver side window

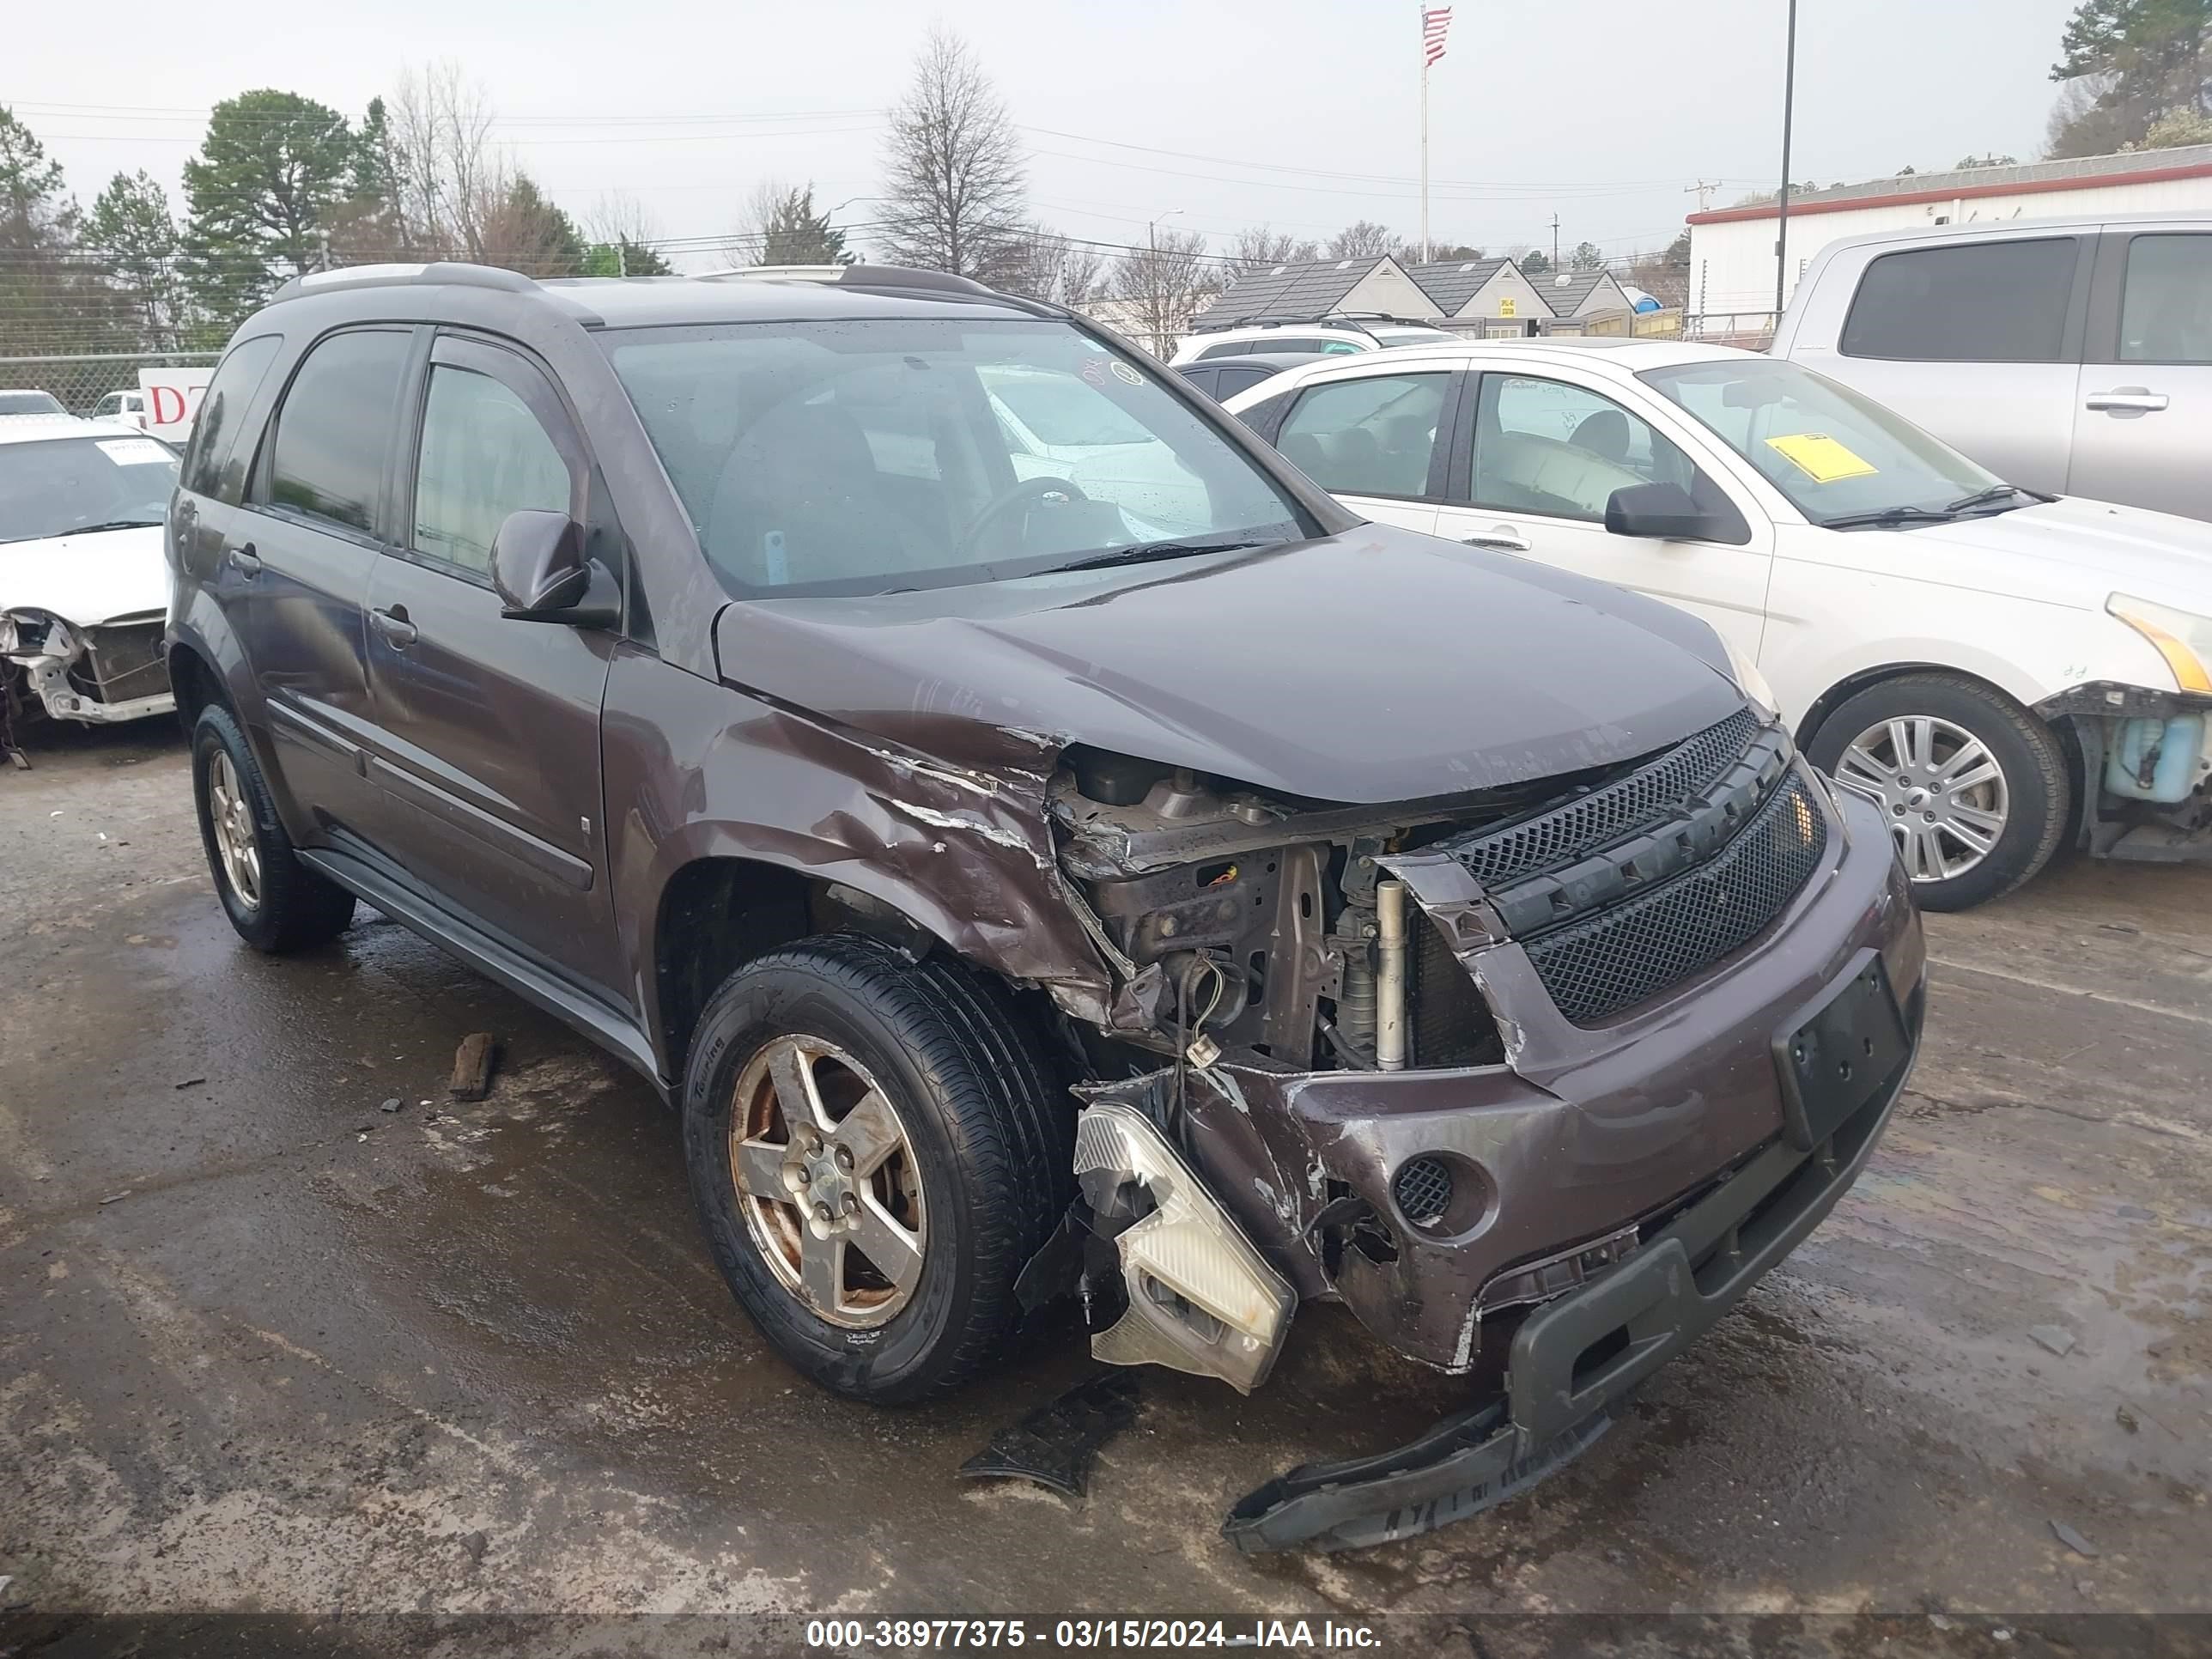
[1468,374,1694,522]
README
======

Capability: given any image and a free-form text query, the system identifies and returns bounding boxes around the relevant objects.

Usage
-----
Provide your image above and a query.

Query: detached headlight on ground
[2107,593,2212,693]
[1723,635,1778,718]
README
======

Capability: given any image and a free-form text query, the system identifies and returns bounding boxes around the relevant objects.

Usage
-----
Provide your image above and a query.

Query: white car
[89,387,154,431]
[1170,317,1458,366]
[1,419,180,730]
[1226,338,2212,908]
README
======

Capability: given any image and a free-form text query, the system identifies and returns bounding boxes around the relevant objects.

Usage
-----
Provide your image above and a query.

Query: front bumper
[1224,968,1922,1552]
[1166,783,1923,1373]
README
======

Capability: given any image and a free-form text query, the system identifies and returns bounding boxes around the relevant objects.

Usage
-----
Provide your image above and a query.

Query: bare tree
[585,191,659,250]
[1001,223,1102,305]
[1324,220,1398,261]
[878,27,1027,283]
[1106,228,1219,356]
[1226,224,1320,274]
[384,61,501,258]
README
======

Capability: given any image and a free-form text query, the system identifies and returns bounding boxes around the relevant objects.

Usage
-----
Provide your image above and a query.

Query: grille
[1391,1157,1454,1225]
[1449,708,1761,890]
[1408,915,1504,1067]
[1525,775,1828,1025]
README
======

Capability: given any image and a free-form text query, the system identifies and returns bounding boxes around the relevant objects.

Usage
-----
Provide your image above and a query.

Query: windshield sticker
[1109,359,1145,387]
[96,438,172,465]
[1079,358,1112,388]
[1765,433,1877,484]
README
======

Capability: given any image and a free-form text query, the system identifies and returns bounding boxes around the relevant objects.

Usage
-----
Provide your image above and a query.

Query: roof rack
[269,261,540,302]
[696,262,1000,299]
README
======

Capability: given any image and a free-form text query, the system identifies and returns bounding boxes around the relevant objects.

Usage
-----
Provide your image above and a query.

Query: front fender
[602,647,1114,1080]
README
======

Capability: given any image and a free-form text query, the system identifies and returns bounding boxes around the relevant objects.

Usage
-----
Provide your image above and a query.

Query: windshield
[602,318,1308,597]
[981,370,1152,447]
[0,391,67,416]
[0,434,179,544]
[1639,357,2006,526]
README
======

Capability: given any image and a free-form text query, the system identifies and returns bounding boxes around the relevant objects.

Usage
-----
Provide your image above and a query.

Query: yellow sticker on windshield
[1765,433,1878,483]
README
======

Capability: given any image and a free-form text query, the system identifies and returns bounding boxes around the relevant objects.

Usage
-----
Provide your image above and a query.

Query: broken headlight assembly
[0,612,66,659]
[1072,1100,1296,1393]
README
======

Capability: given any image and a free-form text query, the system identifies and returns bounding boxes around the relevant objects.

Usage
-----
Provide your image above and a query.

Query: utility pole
[1686,179,1719,214]
[1550,214,1560,270]
[1776,0,1799,319]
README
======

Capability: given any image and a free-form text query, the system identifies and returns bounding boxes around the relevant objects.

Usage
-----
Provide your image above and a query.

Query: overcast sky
[12,0,2082,268]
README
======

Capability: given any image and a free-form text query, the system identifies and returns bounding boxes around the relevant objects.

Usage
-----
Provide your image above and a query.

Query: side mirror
[1606,481,1728,542]
[491,510,592,618]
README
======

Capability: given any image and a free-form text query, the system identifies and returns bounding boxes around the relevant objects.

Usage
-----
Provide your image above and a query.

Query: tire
[1807,672,2069,912]
[681,933,1071,1404]
[191,703,356,951]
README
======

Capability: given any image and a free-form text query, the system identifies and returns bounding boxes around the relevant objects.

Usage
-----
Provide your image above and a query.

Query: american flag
[1422,5,1452,67]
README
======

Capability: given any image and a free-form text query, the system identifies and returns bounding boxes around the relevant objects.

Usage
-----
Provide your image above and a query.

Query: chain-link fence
[0,350,221,418]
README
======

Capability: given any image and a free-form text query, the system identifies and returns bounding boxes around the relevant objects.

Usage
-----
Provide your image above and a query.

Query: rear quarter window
[1838,237,2078,363]
[183,334,282,501]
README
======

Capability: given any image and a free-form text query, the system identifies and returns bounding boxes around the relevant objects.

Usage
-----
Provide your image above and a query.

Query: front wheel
[1808,672,2069,911]
[681,934,1070,1403]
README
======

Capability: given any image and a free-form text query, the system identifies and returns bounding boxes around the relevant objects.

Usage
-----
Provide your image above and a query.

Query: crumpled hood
[0,525,169,629]
[714,522,1746,804]
[1905,497,2212,611]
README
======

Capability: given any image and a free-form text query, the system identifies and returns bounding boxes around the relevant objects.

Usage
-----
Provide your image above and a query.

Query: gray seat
[708,403,915,586]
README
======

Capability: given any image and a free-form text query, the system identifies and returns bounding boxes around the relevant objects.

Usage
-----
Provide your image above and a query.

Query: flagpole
[1419,3,1431,263]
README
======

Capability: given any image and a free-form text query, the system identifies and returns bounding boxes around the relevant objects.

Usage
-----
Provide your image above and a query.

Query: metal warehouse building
[1686,144,2212,319]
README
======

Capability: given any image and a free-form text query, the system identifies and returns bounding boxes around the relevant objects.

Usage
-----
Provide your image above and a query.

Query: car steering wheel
[966,475,1089,555]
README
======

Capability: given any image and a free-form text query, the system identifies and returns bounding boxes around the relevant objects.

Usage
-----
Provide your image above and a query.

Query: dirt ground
[1,720,2207,1654]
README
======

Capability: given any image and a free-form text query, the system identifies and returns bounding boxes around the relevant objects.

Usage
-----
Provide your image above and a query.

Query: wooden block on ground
[449,1033,499,1101]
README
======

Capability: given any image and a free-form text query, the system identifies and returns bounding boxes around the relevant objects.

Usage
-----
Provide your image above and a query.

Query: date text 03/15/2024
[803,1620,1382,1650]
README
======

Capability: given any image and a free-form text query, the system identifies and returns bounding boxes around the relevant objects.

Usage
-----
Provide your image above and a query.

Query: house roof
[1191,257,1403,325]
[1402,257,1510,312]
[1686,143,2212,226]
[1534,269,1620,313]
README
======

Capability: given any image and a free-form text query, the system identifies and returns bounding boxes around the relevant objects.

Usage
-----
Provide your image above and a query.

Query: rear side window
[1275,372,1448,498]
[258,330,410,536]
[182,334,281,499]
[1839,238,2077,362]
[1196,341,1252,361]
[1216,367,1274,398]
[1177,367,1218,398]
[2118,234,2212,363]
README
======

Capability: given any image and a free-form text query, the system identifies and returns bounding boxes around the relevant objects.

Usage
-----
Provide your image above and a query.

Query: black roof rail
[692,261,1066,319]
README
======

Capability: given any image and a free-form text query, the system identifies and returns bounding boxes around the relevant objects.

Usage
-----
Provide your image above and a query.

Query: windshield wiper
[66,518,165,535]
[1048,538,1269,574]
[1818,505,1960,531]
[1942,483,2043,514]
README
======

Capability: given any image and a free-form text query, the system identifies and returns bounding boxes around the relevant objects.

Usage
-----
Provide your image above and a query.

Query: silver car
[1771,212,2212,522]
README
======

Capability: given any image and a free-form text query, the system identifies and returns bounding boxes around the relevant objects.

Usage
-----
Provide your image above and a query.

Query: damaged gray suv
[167,262,1924,1550]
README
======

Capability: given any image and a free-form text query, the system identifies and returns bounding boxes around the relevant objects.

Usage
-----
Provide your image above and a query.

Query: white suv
[1226,337,2212,908]
[1170,318,1457,365]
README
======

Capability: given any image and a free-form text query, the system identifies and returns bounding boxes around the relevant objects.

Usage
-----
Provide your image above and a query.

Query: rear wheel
[1808,672,2069,911]
[681,934,1069,1403]
[191,703,356,951]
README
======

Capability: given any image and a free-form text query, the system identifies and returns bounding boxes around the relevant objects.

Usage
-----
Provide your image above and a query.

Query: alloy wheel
[207,750,263,909]
[729,1035,927,1328]
[1830,714,2010,884]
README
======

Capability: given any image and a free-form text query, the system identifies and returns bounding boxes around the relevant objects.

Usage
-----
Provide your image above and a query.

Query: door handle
[1461,526,1532,552]
[227,543,262,577]
[2085,387,2170,413]
[369,605,417,647]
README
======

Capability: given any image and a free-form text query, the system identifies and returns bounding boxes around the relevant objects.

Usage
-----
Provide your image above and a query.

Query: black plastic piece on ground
[1222,1398,1612,1553]
[957,1370,1141,1498]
